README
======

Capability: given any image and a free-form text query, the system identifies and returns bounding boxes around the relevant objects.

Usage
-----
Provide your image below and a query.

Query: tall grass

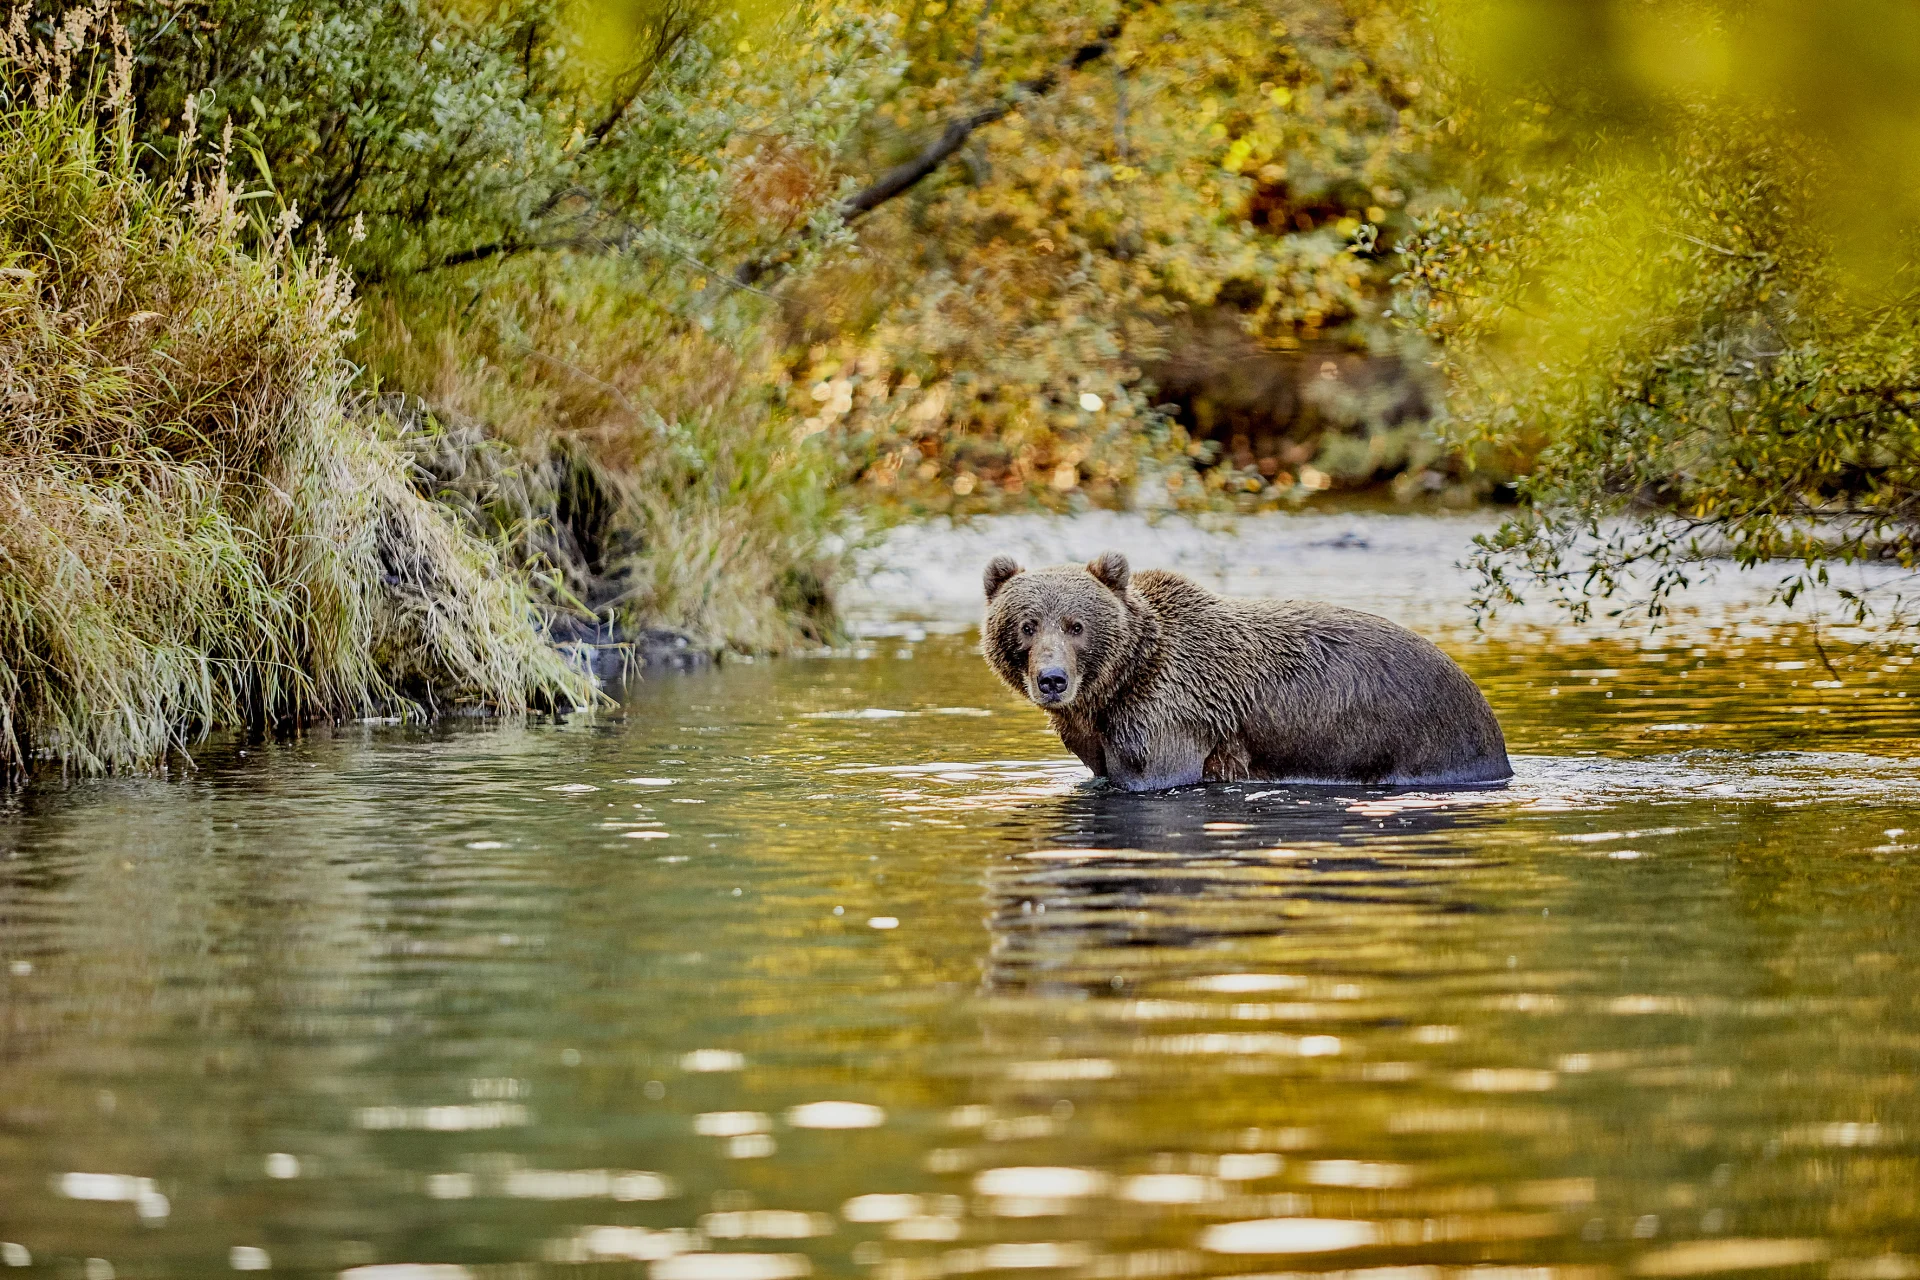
[362,256,848,654]
[0,40,589,777]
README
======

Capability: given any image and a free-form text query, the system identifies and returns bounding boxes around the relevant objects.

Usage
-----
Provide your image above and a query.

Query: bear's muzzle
[1026,634,1078,707]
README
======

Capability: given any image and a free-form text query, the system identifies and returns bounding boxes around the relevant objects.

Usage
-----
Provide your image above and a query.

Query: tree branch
[388,17,1132,288]
[588,1,702,145]
[737,23,1124,284]
[841,32,1116,223]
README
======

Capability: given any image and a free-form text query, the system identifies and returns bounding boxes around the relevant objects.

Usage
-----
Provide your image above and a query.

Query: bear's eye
[1020,619,1036,638]
[1066,620,1084,636]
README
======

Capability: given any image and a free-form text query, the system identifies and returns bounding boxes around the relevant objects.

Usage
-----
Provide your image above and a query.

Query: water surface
[5,514,1920,1280]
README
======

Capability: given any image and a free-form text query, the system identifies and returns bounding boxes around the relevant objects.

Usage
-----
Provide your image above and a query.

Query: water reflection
[2,600,1920,1277]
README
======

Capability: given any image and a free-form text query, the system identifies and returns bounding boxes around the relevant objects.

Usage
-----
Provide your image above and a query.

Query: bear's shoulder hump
[1131,568,1216,607]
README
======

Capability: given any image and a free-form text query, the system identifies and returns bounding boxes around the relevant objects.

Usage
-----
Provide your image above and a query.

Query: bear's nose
[1035,667,1070,700]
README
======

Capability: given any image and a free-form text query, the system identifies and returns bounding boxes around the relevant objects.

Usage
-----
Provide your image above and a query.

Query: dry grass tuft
[0,77,589,777]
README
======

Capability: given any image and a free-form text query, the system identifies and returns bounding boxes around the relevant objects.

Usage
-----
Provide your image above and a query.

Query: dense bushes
[791,0,1458,512]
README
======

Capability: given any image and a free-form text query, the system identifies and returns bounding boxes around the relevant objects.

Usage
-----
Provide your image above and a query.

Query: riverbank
[0,92,590,780]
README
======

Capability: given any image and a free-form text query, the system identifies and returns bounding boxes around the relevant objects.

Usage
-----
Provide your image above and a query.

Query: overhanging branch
[840,32,1118,223]
[737,22,1124,285]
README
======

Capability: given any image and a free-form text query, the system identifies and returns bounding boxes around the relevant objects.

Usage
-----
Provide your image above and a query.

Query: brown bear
[982,551,1511,791]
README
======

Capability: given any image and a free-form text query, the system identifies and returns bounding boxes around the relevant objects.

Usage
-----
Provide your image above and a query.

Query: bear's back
[1126,570,1510,784]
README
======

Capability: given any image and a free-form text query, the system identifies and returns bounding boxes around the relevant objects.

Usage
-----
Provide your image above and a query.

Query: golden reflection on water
[2,620,1920,1278]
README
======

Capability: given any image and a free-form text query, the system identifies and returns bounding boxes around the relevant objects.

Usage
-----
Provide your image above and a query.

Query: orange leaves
[731,140,831,229]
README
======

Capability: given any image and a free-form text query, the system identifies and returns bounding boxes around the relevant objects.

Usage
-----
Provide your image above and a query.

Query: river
[3,513,1919,1279]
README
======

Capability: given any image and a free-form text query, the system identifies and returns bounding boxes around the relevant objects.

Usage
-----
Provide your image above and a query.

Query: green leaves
[1402,26,1920,629]
[107,0,891,283]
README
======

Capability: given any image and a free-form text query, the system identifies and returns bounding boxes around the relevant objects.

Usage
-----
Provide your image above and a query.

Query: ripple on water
[726,1134,778,1158]
[650,1254,813,1280]
[785,1101,887,1129]
[1190,973,1310,993]
[1631,1239,1833,1276]
[963,1243,1093,1271]
[972,1168,1109,1198]
[353,1104,527,1131]
[1216,1153,1286,1180]
[544,1227,698,1263]
[889,1215,964,1241]
[699,1210,834,1239]
[499,1169,675,1200]
[424,1173,474,1199]
[1200,1218,1383,1254]
[55,1172,169,1220]
[694,1110,771,1137]
[842,1193,926,1223]
[680,1049,746,1072]
[1117,1173,1224,1204]
[802,709,914,720]
[1302,1160,1413,1189]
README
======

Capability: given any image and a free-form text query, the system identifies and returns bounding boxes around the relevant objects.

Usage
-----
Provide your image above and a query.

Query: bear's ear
[983,555,1024,602]
[1087,550,1130,595]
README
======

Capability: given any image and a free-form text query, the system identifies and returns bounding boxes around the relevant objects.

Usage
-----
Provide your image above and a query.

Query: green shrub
[1402,0,1920,625]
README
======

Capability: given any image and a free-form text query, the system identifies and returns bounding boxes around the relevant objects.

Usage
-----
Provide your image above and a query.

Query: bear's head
[981,551,1137,712]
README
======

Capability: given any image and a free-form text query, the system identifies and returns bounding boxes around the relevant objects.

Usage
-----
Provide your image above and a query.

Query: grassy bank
[0,59,588,777]
[359,258,846,655]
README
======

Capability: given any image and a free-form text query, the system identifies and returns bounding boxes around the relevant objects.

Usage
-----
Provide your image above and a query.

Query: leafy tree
[110,0,892,279]
[1401,0,1920,628]
[783,0,1452,510]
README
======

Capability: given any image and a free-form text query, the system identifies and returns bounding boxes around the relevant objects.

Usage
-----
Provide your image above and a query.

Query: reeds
[0,18,589,778]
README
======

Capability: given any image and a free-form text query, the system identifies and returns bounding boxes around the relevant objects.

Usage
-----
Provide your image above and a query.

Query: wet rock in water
[549,615,714,678]
[629,627,713,671]
[1308,529,1371,550]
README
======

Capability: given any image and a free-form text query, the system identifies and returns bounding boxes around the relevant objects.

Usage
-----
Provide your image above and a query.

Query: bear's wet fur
[982,551,1511,792]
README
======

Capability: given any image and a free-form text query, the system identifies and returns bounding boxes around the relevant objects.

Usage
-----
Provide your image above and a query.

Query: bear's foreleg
[1052,717,1107,777]
[1102,724,1209,792]
[1202,738,1252,783]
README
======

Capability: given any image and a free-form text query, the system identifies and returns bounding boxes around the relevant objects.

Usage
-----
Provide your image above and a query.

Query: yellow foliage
[790,0,1445,511]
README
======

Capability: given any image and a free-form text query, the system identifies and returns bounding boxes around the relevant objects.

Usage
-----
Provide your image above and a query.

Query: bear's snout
[1034,666,1070,703]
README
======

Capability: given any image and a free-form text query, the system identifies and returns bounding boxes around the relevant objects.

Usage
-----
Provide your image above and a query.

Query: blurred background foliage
[1403,0,1920,626]
[784,0,1462,513]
